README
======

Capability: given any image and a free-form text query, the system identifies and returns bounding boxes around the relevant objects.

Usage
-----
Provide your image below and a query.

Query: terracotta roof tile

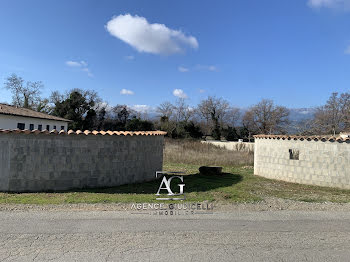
[0,129,167,136]
[0,103,70,122]
[254,134,349,143]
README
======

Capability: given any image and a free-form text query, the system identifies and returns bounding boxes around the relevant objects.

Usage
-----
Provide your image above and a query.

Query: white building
[0,103,70,131]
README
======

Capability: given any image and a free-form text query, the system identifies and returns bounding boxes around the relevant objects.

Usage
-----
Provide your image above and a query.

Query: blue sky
[0,0,350,111]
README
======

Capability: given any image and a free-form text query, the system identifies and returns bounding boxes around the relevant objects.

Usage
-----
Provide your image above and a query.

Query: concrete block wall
[254,136,350,189]
[0,130,165,192]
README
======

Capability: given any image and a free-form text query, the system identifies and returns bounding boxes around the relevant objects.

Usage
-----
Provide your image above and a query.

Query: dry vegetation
[233,142,253,152]
[163,138,254,166]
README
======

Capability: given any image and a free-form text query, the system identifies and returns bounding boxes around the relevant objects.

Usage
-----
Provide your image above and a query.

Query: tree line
[2,74,348,139]
[3,74,154,132]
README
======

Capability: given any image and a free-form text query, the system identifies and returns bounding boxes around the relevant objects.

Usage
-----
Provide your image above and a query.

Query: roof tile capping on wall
[0,129,166,192]
[254,134,350,142]
[0,128,167,136]
[254,134,350,190]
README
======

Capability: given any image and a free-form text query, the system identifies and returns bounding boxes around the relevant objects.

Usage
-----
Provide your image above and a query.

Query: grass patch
[252,176,350,203]
[1,162,349,204]
[0,164,259,204]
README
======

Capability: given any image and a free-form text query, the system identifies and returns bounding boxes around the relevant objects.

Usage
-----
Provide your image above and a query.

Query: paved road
[0,210,350,261]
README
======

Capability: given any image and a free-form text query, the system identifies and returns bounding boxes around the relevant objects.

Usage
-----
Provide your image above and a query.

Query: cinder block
[255,138,350,190]
[0,133,164,192]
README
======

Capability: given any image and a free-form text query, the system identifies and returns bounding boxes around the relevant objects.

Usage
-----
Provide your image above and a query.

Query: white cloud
[125,55,135,60]
[308,0,350,9]
[178,65,218,73]
[130,104,151,113]
[173,89,188,99]
[81,68,94,77]
[106,14,198,55]
[80,61,88,67]
[65,60,93,77]
[178,66,189,72]
[199,89,206,93]
[195,64,218,72]
[345,45,350,54]
[66,61,83,67]
[120,88,134,95]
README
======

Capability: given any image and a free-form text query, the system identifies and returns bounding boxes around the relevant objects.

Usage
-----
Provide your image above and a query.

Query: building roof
[0,129,167,136]
[0,103,70,122]
[254,134,350,142]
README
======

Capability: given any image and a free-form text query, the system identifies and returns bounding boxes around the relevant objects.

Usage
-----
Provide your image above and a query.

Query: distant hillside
[285,108,316,134]
[288,108,316,122]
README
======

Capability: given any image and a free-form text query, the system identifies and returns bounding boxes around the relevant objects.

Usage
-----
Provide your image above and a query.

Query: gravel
[0,197,350,212]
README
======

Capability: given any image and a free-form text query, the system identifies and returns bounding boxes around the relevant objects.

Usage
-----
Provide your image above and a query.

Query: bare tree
[197,96,230,139]
[340,92,350,129]
[243,99,289,135]
[4,74,43,109]
[50,91,65,105]
[174,98,195,123]
[156,101,175,120]
[198,96,230,122]
[223,107,241,128]
[312,92,350,135]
